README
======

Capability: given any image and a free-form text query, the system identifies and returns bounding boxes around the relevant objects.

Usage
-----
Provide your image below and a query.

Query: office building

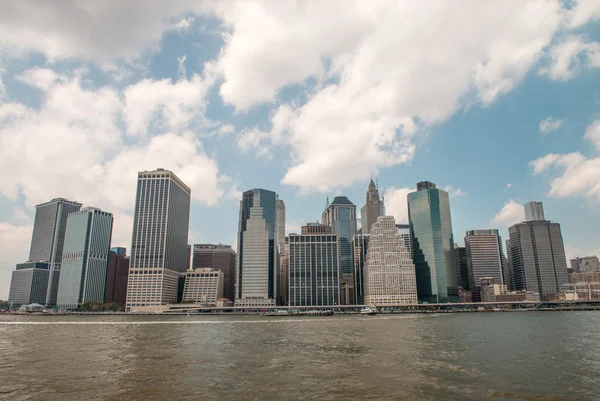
[464,229,505,302]
[8,262,50,307]
[301,223,332,235]
[193,244,236,301]
[126,169,191,310]
[454,245,469,290]
[105,250,130,307]
[276,199,286,304]
[352,233,369,305]
[182,268,224,305]
[360,179,384,235]
[508,220,569,299]
[395,224,412,255]
[408,181,457,303]
[322,196,357,305]
[28,198,82,305]
[364,216,418,306]
[479,277,507,302]
[280,239,290,305]
[570,256,600,272]
[288,225,339,306]
[524,201,545,221]
[111,247,126,256]
[236,189,278,306]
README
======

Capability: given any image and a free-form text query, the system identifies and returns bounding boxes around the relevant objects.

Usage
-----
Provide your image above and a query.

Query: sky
[1,0,600,299]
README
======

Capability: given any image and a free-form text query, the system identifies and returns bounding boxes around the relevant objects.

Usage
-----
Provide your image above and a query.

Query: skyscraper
[508,220,569,299]
[454,245,469,290]
[364,216,418,306]
[236,189,278,306]
[322,196,357,305]
[360,179,383,235]
[104,249,130,307]
[28,198,82,305]
[408,181,457,303]
[8,262,50,307]
[464,229,505,302]
[395,224,412,255]
[524,201,545,221]
[276,199,286,304]
[288,224,339,306]
[126,169,191,310]
[192,244,237,301]
[352,233,369,305]
[56,207,114,309]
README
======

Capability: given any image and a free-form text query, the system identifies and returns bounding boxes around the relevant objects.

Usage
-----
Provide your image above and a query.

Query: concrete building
[288,226,339,306]
[567,271,600,300]
[395,224,412,255]
[28,198,82,305]
[301,223,332,235]
[479,277,507,302]
[352,233,370,305]
[508,220,569,299]
[126,169,191,310]
[322,196,357,305]
[8,262,50,307]
[193,244,236,301]
[408,181,458,303]
[182,268,224,305]
[105,250,130,307]
[364,216,418,306]
[280,239,290,306]
[524,201,545,221]
[276,199,286,304]
[464,229,505,302]
[454,245,469,291]
[236,189,278,306]
[360,179,384,235]
[570,256,600,272]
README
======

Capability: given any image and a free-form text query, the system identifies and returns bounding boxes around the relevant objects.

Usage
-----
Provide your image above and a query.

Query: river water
[0,312,598,400]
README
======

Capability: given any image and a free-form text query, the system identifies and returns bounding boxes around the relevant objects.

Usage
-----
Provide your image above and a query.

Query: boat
[360,306,377,315]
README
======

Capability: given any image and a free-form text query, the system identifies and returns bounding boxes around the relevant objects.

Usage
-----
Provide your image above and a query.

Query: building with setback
[322,196,357,305]
[57,207,113,309]
[352,233,369,305]
[407,181,458,303]
[236,189,279,306]
[360,179,384,235]
[193,244,236,301]
[8,262,50,307]
[364,216,418,306]
[105,249,130,307]
[288,224,339,306]
[464,229,506,302]
[126,169,191,310]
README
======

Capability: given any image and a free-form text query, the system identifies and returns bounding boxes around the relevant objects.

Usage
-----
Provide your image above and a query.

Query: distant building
[408,181,458,303]
[465,229,506,301]
[28,198,82,305]
[479,278,507,302]
[193,244,236,301]
[56,207,113,309]
[182,268,224,305]
[352,233,370,305]
[454,245,469,290]
[567,271,600,300]
[276,199,286,305]
[111,247,126,256]
[105,250,130,307]
[360,179,384,235]
[364,216,418,306]
[395,224,412,255]
[280,239,290,306]
[126,169,191,310]
[301,223,332,235]
[570,256,600,272]
[288,226,339,306]
[8,262,50,308]
[524,201,545,221]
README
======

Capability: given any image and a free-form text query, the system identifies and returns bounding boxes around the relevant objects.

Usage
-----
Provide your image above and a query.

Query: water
[0,312,599,400]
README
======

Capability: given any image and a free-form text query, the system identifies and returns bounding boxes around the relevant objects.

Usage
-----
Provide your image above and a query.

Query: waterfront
[1,312,599,401]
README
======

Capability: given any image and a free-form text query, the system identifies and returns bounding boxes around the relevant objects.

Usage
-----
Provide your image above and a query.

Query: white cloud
[383,187,412,224]
[540,35,600,81]
[443,185,466,197]
[584,119,600,151]
[568,0,600,29]
[539,116,565,134]
[505,183,513,191]
[490,199,525,228]
[0,222,33,299]
[176,16,195,32]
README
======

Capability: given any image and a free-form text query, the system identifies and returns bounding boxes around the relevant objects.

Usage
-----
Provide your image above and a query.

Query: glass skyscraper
[524,201,545,221]
[407,181,457,303]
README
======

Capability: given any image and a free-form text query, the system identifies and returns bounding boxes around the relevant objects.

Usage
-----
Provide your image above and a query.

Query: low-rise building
[182,268,224,306]
[8,262,50,308]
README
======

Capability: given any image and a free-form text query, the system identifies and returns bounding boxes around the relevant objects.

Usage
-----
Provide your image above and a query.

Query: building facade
[28,198,82,305]
[182,268,224,305]
[276,199,286,304]
[352,233,370,305]
[56,207,114,309]
[395,224,412,255]
[464,229,505,301]
[524,201,545,221]
[8,262,50,307]
[193,244,237,301]
[105,250,130,307]
[407,181,457,303]
[126,169,191,310]
[570,256,600,272]
[236,189,278,306]
[360,179,383,235]
[364,216,418,306]
[454,245,469,290]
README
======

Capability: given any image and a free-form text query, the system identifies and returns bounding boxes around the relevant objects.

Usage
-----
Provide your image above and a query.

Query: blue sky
[1,1,600,299]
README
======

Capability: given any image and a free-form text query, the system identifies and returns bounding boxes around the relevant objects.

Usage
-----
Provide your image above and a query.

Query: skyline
[2,1,600,299]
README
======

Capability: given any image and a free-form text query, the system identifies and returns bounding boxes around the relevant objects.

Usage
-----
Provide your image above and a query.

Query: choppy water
[1,312,599,400]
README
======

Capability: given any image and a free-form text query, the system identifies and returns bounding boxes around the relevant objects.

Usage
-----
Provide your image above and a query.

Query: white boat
[360,306,377,315]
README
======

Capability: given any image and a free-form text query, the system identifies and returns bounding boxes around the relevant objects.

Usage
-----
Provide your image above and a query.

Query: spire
[324,195,330,211]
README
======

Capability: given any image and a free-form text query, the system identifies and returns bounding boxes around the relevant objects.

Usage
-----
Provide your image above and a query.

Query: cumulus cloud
[539,116,565,134]
[443,186,467,197]
[584,119,600,151]
[540,35,600,81]
[490,199,525,228]
[383,187,412,224]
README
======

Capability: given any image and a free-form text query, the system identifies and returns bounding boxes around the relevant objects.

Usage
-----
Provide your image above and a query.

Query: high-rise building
[288,225,339,306]
[182,268,224,305]
[408,181,457,303]
[454,245,469,290]
[236,189,278,306]
[352,233,369,305]
[192,244,237,301]
[464,230,505,296]
[280,238,290,305]
[105,250,130,307]
[126,169,191,310]
[56,207,113,309]
[524,201,545,221]
[28,198,82,305]
[570,256,600,272]
[364,216,418,306]
[360,179,383,235]
[395,224,412,255]
[508,220,569,299]
[8,262,50,307]
[276,199,286,304]
[322,196,357,305]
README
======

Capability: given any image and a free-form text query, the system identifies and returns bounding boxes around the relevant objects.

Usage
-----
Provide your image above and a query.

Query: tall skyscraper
[360,179,383,235]
[236,189,278,306]
[288,224,339,306]
[56,207,113,309]
[193,244,237,301]
[276,199,286,304]
[126,169,191,310]
[454,245,469,290]
[408,181,457,303]
[508,220,569,299]
[352,233,369,305]
[464,229,505,302]
[8,262,50,307]
[28,198,82,305]
[395,224,412,255]
[105,249,130,307]
[524,201,545,221]
[322,196,357,304]
[364,216,418,306]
